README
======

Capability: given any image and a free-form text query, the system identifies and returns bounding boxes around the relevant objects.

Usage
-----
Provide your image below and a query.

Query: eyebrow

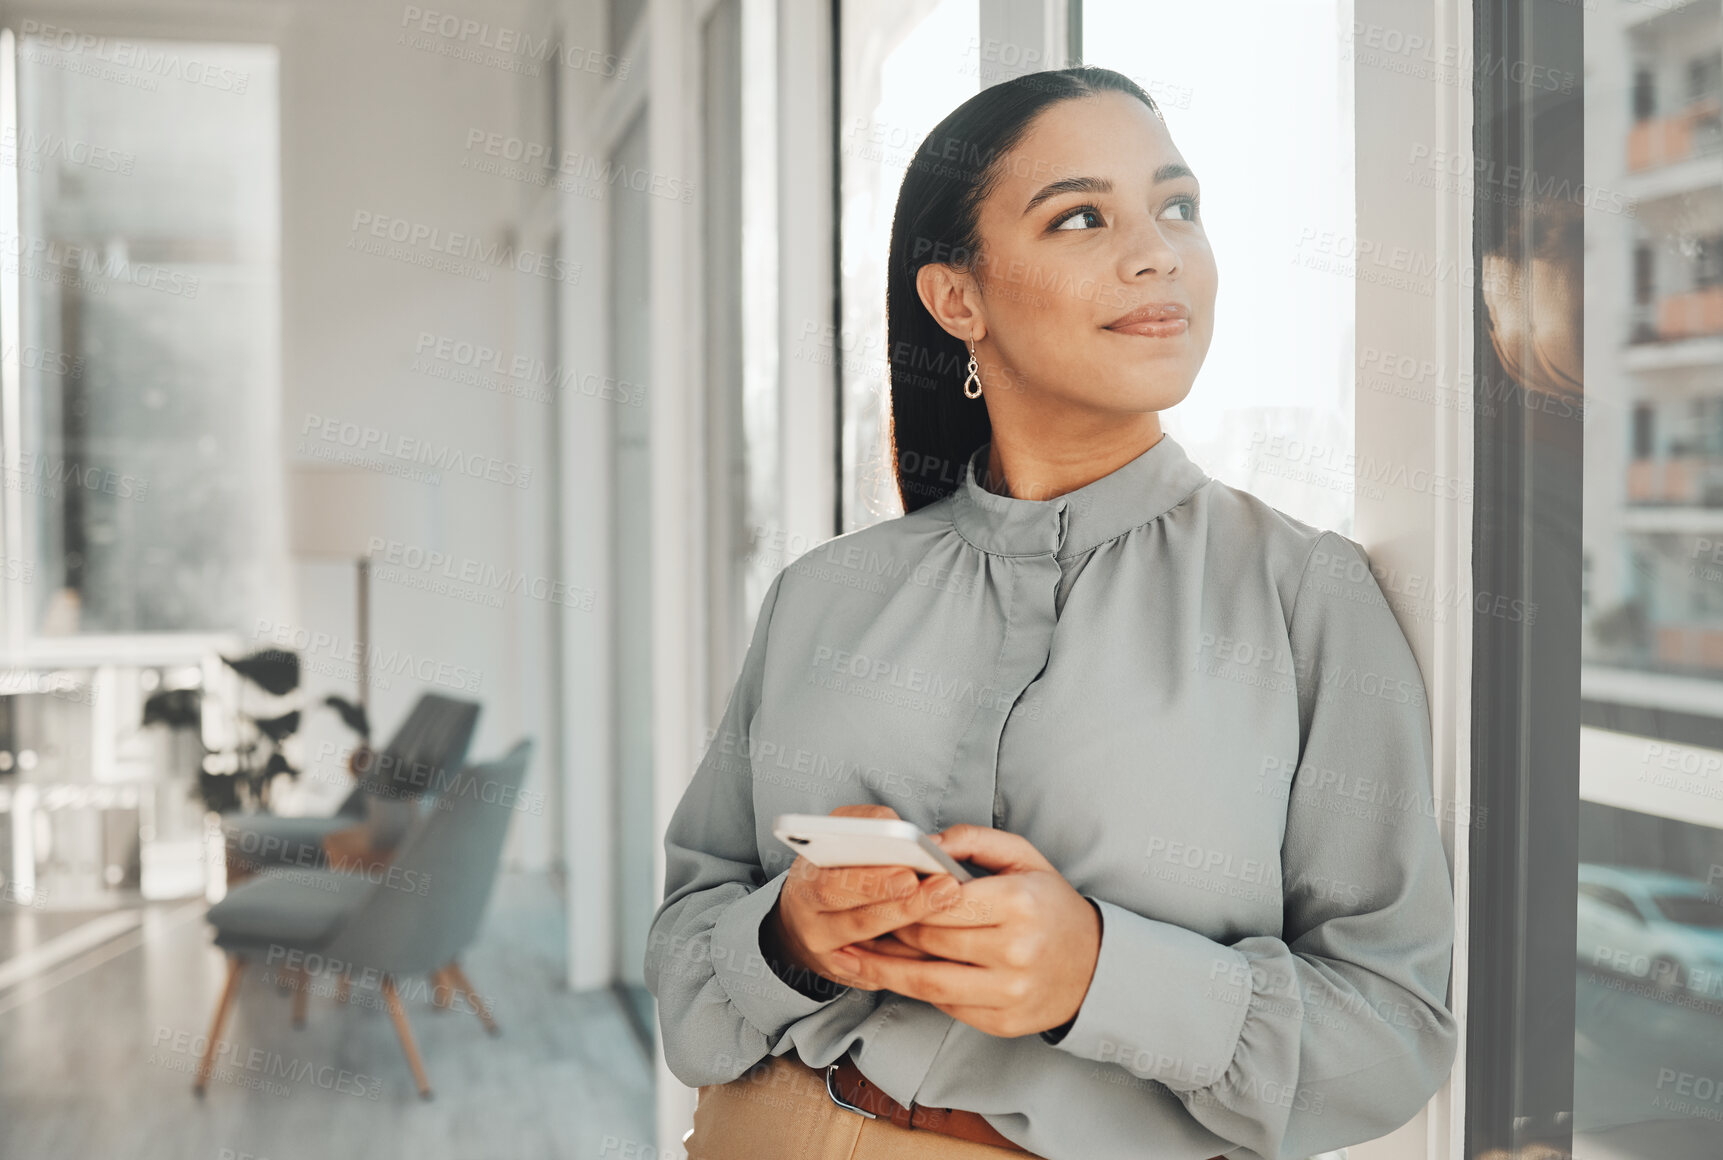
[1021,164,1197,217]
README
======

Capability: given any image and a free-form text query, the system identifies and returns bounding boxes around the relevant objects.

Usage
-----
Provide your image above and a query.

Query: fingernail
[930,881,960,904]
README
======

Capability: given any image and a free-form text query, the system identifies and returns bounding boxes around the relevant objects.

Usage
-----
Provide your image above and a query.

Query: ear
[915,262,986,345]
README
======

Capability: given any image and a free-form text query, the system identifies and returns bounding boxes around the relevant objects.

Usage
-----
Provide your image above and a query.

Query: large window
[2,35,281,641]
[838,0,980,532]
[1570,1,1723,1155]
[1082,0,1357,536]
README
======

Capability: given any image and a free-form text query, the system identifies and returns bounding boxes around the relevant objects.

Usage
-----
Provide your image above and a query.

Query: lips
[1105,302,1190,337]
[1109,301,1192,327]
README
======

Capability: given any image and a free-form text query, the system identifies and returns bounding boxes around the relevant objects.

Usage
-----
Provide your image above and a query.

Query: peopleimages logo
[299,413,533,489]
[0,341,83,378]
[399,6,629,78]
[0,126,136,175]
[412,332,643,407]
[253,618,483,695]
[366,535,597,611]
[1406,144,1633,218]
[461,130,693,203]
[149,1027,379,1099]
[1340,21,1577,93]
[19,20,252,92]
[1,451,148,501]
[347,211,582,284]
[0,229,199,297]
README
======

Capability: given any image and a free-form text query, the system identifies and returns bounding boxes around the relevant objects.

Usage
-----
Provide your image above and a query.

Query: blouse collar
[947,433,1209,559]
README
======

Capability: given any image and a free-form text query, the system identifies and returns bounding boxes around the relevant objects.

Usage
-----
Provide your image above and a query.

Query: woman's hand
[764,805,966,992]
[827,824,1103,1039]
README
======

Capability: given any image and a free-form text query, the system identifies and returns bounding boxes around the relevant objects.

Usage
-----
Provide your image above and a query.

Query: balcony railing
[1655,625,1723,675]
[1628,96,1723,170]
[1655,285,1723,340]
[1629,287,1723,344]
[1627,456,1723,505]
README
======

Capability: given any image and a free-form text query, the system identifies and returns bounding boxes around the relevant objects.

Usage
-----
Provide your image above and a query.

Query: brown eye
[1052,206,1104,232]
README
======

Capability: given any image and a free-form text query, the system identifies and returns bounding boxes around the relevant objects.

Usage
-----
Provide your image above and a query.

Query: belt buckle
[824,1062,878,1119]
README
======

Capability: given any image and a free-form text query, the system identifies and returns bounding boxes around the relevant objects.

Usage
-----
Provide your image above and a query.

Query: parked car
[1576,862,1723,1000]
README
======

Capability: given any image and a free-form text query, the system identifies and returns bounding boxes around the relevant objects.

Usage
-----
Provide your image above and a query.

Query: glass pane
[1083,0,1356,536]
[1578,2,1723,1156]
[609,109,654,1032]
[9,38,281,635]
[838,0,979,532]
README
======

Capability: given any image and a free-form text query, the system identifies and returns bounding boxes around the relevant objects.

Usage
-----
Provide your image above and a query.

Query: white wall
[278,0,557,872]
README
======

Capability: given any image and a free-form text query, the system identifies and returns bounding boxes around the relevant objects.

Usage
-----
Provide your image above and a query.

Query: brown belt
[819,1050,1034,1153]
[816,1050,1230,1159]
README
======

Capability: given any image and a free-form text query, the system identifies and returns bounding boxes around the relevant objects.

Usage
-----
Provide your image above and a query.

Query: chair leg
[441,960,498,1036]
[193,954,246,1095]
[381,975,433,1099]
[428,966,453,1011]
[290,965,309,1028]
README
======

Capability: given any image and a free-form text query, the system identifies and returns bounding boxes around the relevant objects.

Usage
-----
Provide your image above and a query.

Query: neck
[981,413,1165,502]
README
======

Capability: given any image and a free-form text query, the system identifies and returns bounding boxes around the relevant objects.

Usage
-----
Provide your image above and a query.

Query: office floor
[0,872,655,1160]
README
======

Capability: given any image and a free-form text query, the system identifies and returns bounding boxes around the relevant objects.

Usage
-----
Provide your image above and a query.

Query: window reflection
[1578,2,1723,1155]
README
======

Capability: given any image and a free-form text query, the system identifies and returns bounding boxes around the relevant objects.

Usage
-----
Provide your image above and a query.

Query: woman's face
[920,89,1218,418]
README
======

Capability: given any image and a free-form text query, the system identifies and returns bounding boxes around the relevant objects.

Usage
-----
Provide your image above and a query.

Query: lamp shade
[288,466,435,560]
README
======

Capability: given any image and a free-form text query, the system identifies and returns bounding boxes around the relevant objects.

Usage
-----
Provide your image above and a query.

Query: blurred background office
[0,0,1718,1158]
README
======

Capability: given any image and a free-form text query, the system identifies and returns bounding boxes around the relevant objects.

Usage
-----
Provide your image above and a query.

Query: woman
[645,66,1458,1160]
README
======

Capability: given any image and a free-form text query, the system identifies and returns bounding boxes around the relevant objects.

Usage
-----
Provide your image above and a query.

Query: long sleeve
[642,568,851,1088]
[1045,531,1460,1159]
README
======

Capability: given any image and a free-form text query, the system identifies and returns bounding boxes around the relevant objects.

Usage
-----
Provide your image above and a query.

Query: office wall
[277,0,560,871]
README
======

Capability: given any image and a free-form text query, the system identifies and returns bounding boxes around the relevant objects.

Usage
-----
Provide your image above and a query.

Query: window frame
[1349,2,1477,1157]
[1466,0,1584,1155]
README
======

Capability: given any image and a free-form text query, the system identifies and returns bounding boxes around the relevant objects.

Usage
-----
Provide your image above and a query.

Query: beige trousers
[685,1052,1041,1160]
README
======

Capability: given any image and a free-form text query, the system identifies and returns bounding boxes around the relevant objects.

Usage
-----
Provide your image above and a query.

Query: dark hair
[885,66,1165,513]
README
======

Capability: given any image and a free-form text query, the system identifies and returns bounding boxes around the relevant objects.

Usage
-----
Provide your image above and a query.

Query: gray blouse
[644,434,1458,1160]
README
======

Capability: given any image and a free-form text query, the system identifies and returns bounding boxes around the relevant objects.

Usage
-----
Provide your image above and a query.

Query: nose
[1116,212,1182,280]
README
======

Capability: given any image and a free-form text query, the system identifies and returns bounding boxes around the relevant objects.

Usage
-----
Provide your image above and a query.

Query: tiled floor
[0,872,656,1160]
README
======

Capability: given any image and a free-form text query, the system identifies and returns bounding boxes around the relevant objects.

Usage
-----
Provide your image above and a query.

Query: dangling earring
[963,338,984,400]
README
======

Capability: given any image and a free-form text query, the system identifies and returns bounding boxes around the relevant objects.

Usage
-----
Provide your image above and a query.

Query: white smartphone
[771,813,990,882]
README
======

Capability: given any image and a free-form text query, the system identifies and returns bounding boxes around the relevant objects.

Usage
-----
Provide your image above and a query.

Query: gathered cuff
[1046,896,1252,1091]
[708,870,849,1037]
